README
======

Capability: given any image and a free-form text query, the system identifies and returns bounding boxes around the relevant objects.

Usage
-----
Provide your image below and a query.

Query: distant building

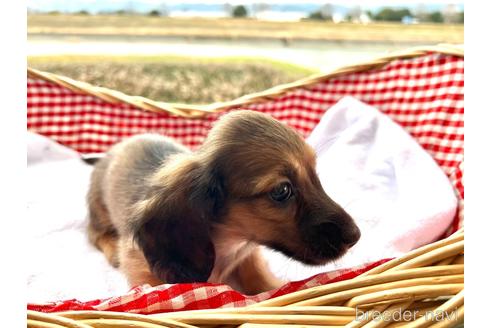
[254,10,306,21]
[346,5,371,24]
[352,12,371,24]
[402,15,419,24]
[414,3,428,22]
[169,10,229,18]
[443,4,461,23]
[332,12,345,24]
[320,4,334,19]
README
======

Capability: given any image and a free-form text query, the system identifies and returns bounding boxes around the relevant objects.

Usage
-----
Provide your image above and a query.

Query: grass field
[27,15,463,103]
[28,55,315,104]
[27,14,464,44]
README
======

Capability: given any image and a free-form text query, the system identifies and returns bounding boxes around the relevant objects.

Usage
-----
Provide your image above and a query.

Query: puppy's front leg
[118,237,163,287]
[234,247,285,295]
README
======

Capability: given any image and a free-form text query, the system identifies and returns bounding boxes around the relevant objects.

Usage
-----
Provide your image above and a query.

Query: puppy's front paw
[268,277,288,290]
[258,276,287,293]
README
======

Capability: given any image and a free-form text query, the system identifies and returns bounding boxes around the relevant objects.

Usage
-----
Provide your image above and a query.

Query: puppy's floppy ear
[131,155,224,284]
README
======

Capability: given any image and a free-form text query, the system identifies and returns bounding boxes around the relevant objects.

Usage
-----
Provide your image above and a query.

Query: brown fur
[233,248,283,295]
[87,110,360,294]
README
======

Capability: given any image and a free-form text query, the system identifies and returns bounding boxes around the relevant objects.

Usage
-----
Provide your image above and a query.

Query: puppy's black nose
[315,222,341,243]
[342,225,361,248]
[314,220,360,249]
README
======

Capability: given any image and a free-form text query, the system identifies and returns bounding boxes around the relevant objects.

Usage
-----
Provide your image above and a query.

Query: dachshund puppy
[87,110,360,295]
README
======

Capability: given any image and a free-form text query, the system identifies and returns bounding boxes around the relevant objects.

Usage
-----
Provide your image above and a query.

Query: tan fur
[117,237,163,287]
[224,200,304,255]
[87,170,120,267]
[233,248,285,295]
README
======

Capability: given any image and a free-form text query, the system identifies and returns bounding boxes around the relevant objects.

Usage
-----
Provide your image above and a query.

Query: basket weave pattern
[27,45,464,327]
[27,229,464,327]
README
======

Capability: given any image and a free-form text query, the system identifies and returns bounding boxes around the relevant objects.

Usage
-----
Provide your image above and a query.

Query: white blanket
[27,132,129,303]
[27,97,457,302]
[263,97,457,280]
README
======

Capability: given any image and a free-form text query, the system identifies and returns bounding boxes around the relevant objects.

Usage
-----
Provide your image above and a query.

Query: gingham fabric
[28,259,390,314]
[27,52,464,313]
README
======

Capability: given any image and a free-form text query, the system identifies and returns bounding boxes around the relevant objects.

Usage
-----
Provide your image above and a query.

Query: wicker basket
[27,44,464,328]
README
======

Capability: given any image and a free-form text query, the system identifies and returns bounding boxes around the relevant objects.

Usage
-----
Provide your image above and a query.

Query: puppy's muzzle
[300,196,361,264]
[310,216,361,249]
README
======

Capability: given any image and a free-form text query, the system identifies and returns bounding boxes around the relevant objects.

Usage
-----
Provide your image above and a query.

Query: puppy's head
[133,110,360,284]
[202,110,361,265]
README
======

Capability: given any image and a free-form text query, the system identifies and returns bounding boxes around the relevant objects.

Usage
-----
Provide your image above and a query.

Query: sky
[26,0,464,14]
[27,0,465,6]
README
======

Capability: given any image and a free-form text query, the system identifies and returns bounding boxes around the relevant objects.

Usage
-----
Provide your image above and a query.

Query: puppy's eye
[269,182,293,202]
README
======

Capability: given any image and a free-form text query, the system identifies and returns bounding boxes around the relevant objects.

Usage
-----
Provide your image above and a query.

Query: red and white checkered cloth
[28,259,390,314]
[27,51,464,313]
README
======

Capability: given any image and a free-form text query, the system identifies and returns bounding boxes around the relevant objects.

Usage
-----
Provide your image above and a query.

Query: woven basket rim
[27,43,463,119]
[27,43,464,327]
[28,229,464,327]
